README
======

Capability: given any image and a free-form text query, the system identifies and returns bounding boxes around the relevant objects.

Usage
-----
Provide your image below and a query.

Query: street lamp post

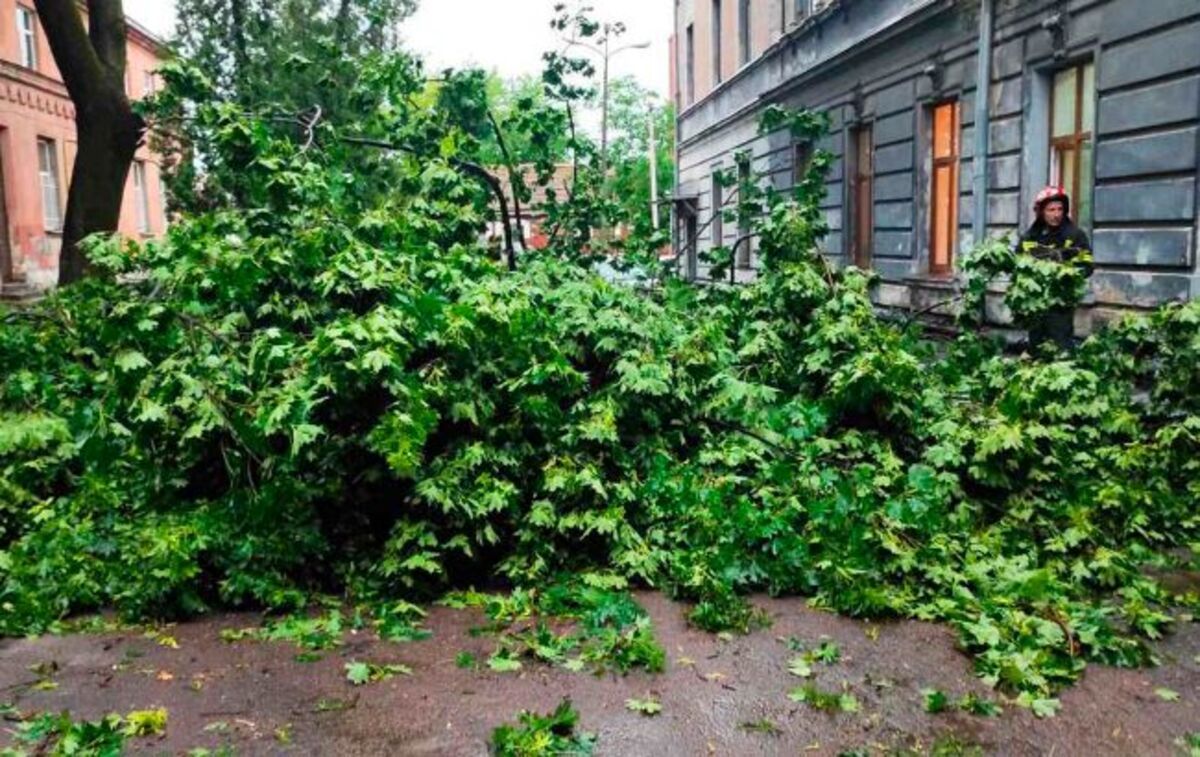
[565,26,649,171]
[648,109,660,230]
[563,24,654,240]
[600,38,650,172]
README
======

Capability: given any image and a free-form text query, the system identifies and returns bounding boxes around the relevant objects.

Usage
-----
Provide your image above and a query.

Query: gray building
[669,0,1200,330]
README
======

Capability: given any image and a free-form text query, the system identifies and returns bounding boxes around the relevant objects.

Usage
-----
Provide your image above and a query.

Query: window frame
[738,0,751,66]
[849,124,874,271]
[1048,61,1095,230]
[37,137,62,233]
[685,23,695,105]
[133,160,151,235]
[929,99,961,276]
[159,172,170,228]
[735,156,752,267]
[712,0,722,86]
[711,172,723,253]
[793,139,814,187]
[17,5,37,70]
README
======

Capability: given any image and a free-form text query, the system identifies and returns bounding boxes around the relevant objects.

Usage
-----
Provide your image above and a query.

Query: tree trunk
[59,98,143,283]
[34,0,144,286]
[230,0,250,95]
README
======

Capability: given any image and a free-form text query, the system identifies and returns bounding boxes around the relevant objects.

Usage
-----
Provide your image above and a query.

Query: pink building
[0,2,167,295]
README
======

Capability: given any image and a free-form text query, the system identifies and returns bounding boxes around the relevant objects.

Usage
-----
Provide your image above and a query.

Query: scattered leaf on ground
[922,688,950,714]
[625,697,662,716]
[123,708,168,737]
[1155,687,1181,702]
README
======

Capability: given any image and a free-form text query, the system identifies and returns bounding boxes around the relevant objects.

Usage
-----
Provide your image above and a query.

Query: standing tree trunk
[34,0,144,285]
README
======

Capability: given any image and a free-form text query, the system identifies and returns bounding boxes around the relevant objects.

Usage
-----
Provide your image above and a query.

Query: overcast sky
[123,0,673,97]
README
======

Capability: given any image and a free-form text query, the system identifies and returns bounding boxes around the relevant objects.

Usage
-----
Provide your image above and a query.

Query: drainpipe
[972,0,993,244]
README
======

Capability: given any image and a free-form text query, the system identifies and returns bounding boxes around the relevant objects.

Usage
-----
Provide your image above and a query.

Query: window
[159,172,170,228]
[712,0,723,86]
[143,72,156,97]
[37,138,61,232]
[738,0,751,65]
[795,0,811,22]
[17,6,37,70]
[685,212,699,279]
[711,173,723,251]
[685,24,695,105]
[793,140,814,186]
[736,156,752,267]
[133,161,151,234]
[850,125,874,270]
[930,100,960,275]
[1049,61,1095,229]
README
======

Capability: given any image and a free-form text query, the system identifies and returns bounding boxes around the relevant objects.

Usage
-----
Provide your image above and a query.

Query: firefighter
[1017,186,1094,350]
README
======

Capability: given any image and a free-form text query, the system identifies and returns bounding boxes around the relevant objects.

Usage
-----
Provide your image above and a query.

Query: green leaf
[624,697,662,716]
[922,688,949,714]
[487,651,523,673]
[958,693,1001,717]
[1155,687,1181,702]
[345,660,411,685]
[787,656,812,678]
[114,350,151,373]
[345,661,371,686]
[290,423,324,455]
[1028,697,1061,719]
[811,640,841,664]
[123,708,168,737]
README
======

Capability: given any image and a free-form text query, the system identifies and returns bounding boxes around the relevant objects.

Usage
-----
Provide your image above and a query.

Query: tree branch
[86,0,127,76]
[230,0,250,93]
[334,0,354,45]
[487,110,526,254]
[33,0,107,104]
[338,135,518,271]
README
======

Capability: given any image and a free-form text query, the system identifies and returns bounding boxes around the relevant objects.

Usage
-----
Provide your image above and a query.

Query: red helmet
[1032,187,1070,213]
[1033,186,1070,217]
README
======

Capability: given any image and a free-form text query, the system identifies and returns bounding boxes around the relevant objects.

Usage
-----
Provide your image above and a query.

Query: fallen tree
[1,54,1197,718]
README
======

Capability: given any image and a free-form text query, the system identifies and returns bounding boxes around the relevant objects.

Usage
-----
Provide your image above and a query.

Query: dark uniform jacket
[1018,220,1094,276]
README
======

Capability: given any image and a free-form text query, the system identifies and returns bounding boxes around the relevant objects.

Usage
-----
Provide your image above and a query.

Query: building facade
[0,2,168,295]
[670,0,1200,330]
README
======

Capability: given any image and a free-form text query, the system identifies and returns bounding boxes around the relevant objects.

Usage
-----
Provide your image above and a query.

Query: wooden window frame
[929,100,961,277]
[850,125,874,271]
[1049,62,1094,227]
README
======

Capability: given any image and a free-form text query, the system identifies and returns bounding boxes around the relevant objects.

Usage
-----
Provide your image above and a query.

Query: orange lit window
[930,100,960,275]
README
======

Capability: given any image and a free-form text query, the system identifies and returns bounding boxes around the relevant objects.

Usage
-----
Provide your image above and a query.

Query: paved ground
[1,592,1198,756]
